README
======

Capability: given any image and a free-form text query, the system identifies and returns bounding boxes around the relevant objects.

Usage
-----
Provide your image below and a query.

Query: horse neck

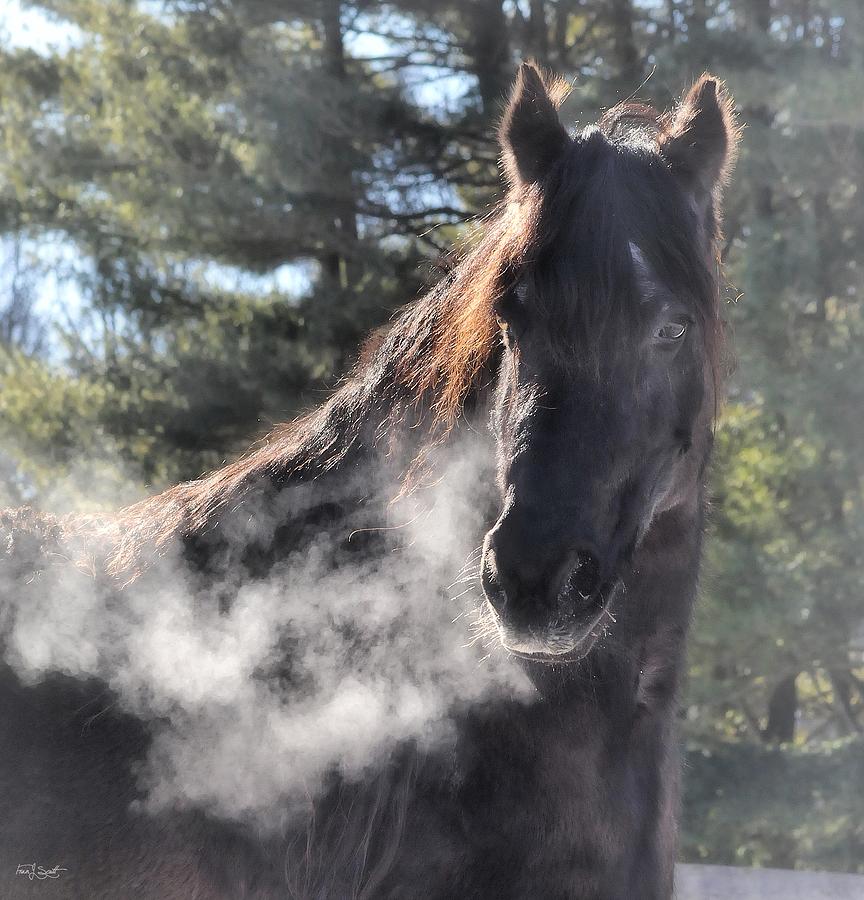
[525,494,705,729]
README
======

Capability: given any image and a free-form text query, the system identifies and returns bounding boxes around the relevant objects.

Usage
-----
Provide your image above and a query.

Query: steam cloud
[1,434,530,827]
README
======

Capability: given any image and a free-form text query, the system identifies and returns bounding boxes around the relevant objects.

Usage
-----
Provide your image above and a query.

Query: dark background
[1,0,862,872]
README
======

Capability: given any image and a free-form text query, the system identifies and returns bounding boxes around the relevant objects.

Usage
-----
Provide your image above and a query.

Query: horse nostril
[566,552,601,601]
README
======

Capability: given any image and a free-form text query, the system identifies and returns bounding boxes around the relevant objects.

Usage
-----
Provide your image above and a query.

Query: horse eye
[656,321,687,341]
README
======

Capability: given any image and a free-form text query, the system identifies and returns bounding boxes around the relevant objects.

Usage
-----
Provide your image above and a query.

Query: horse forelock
[520,106,725,383]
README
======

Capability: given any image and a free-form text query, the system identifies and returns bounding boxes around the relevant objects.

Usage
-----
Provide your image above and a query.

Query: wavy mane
[53,193,540,579]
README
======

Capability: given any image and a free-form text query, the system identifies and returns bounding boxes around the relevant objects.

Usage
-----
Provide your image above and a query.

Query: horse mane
[6,198,527,582]
[2,90,729,585]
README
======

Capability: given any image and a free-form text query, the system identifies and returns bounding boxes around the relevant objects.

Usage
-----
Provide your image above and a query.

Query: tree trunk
[468,0,511,121]
[526,0,549,65]
[763,674,798,743]
[688,0,709,51]
[750,0,772,32]
[609,0,641,91]
[320,0,358,288]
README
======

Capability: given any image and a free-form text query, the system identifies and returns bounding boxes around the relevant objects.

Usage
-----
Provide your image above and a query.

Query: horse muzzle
[480,540,619,662]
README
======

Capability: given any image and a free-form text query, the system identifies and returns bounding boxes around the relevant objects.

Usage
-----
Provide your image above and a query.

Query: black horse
[0,64,737,898]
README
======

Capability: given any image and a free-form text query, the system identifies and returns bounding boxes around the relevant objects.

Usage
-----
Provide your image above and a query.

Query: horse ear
[499,61,571,188]
[660,75,738,204]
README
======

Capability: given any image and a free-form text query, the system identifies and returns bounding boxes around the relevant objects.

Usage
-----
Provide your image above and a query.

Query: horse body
[0,63,737,899]
[0,551,691,900]
[0,502,700,900]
